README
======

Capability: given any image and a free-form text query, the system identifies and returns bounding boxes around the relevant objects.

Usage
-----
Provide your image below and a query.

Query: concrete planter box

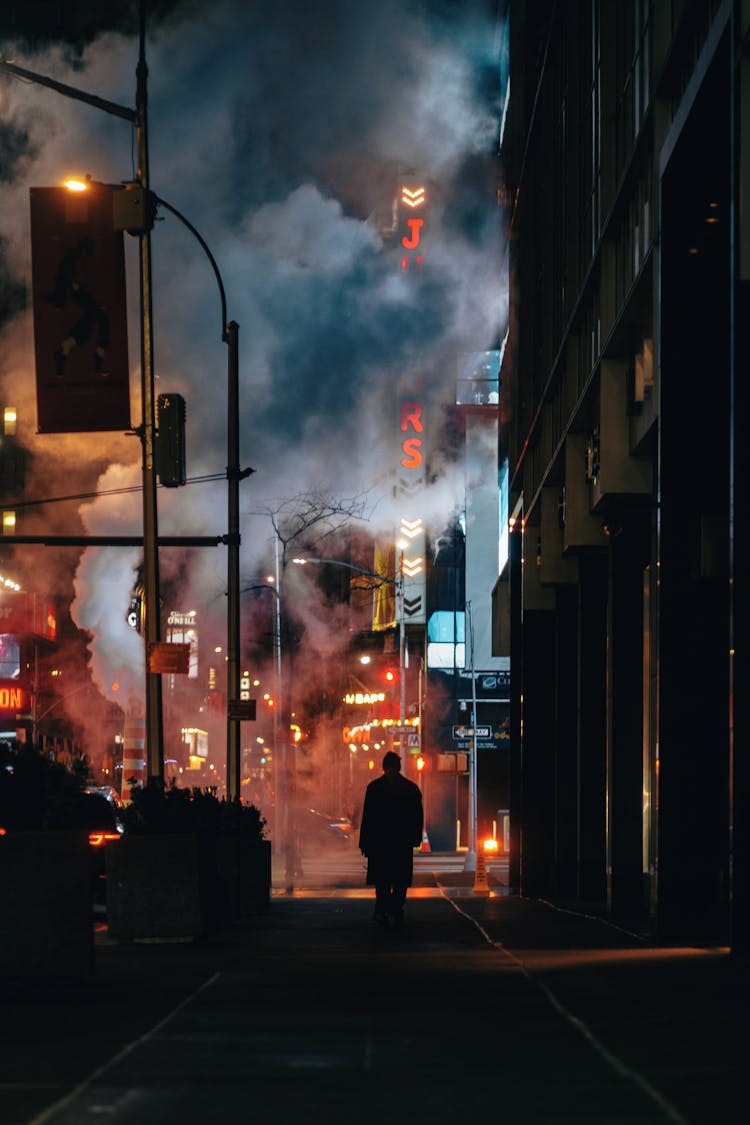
[239,839,272,916]
[105,834,271,940]
[106,833,203,942]
[204,835,272,923]
[0,831,93,979]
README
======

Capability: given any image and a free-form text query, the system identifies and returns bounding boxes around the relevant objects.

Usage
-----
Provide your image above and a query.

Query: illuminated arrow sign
[402,556,424,578]
[401,185,426,208]
[403,595,422,618]
[399,517,423,539]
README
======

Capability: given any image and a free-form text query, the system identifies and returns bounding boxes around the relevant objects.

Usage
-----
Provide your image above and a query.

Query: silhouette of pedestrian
[47,237,110,377]
[358,750,423,926]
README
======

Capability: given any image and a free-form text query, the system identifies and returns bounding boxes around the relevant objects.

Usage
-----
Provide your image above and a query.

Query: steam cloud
[0,0,507,783]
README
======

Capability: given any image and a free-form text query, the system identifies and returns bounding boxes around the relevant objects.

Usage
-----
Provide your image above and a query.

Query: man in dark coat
[358,750,423,925]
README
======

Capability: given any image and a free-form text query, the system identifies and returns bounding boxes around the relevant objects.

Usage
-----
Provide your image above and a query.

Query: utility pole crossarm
[0,58,136,122]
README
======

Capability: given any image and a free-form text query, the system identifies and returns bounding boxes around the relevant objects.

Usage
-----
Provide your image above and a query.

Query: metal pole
[398,549,406,726]
[136,13,164,785]
[275,540,294,892]
[464,600,478,872]
[226,320,241,800]
[147,199,249,801]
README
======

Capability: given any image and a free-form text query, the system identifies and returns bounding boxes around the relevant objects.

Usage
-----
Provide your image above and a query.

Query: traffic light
[383,667,397,684]
[416,755,425,772]
[156,393,186,487]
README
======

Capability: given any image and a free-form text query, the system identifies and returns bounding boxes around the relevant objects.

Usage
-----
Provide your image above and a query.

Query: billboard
[0,591,56,640]
[29,185,131,433]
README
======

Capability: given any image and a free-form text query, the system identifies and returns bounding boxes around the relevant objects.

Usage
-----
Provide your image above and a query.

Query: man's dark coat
[358,771,424,887]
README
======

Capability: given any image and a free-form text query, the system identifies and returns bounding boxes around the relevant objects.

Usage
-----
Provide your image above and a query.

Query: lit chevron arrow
[402,556,424,577]
[401,185,426,208]
[399,517,423,540]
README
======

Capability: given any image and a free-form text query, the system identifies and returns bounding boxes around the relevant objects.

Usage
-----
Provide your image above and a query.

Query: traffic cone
[473,846,490,895]
[420,829,431,853]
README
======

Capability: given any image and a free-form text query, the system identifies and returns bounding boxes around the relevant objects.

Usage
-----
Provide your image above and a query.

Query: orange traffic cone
[420,829,431,853]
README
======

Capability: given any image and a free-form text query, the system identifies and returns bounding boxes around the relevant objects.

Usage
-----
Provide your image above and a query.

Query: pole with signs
[2,16,165,784]
[463,601,479,873]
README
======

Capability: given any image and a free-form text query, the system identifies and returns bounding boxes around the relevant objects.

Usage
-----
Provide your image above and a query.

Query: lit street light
[0,20,164,780]
[1,11,253,797]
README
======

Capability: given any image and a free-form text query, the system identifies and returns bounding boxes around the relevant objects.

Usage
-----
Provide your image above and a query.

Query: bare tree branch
[253,489,372,569]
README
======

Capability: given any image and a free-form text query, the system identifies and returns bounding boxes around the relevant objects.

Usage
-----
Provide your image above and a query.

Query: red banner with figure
[30,185,131,433]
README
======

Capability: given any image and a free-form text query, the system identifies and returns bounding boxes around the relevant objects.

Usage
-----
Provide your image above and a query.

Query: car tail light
[88,832,122,847]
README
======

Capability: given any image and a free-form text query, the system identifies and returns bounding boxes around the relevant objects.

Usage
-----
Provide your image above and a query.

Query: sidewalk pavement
[2,857,748,1125]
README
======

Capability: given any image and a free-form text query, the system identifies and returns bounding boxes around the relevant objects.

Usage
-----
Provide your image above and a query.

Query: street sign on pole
[452,724,491,740]
[227,699,256,722]
[148,642,190,675]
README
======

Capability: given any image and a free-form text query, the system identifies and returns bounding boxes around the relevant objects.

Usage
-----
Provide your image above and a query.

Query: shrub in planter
[108,781,269,937]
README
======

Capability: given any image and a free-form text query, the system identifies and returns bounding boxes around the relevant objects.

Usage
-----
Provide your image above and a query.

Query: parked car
[1,789,123,915]
[61,790,123,912]
[85,785,126,835]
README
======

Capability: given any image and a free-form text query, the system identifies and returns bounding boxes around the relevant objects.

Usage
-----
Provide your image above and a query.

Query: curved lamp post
[2,18,252,799]
[153,196,253,802]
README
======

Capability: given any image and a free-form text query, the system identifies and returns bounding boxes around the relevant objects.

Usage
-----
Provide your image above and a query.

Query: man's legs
[388,884,407,923]
[374,884,391,923]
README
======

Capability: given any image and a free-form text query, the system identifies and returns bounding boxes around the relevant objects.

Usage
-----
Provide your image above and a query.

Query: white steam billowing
[0,0,507,769]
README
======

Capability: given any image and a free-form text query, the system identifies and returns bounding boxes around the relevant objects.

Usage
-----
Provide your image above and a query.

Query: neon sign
[343,692,386,706]
[0,682,26,712]
[399,182,426,272]
[401,185,425,208]
[400,400,423,469]
[393,179,429,624]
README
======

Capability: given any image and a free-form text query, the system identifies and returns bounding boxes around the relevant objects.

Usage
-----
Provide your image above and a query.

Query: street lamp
[1,18,164,781]
[240,567,299,892]
[1,22,252,798]
[151,196,253,802]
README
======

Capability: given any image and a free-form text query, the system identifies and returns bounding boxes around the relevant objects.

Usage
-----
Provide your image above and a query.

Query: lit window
[2,511,16,535]
[3,407,17,435]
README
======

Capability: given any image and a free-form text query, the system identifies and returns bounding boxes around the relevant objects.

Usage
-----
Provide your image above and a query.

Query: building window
[0,636,21,679]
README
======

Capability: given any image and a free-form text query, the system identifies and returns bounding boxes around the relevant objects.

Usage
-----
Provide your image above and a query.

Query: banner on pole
[30,185,131,433]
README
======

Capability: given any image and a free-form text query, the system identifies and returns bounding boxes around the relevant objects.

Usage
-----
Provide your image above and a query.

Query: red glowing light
[401,437,422,469]
[401,256,408,271]
[401,218,423,250]
[400,403,423,433]
[88,832,121,847]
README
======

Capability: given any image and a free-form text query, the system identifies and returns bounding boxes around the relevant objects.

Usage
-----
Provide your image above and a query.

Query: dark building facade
[497,0,750,950]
